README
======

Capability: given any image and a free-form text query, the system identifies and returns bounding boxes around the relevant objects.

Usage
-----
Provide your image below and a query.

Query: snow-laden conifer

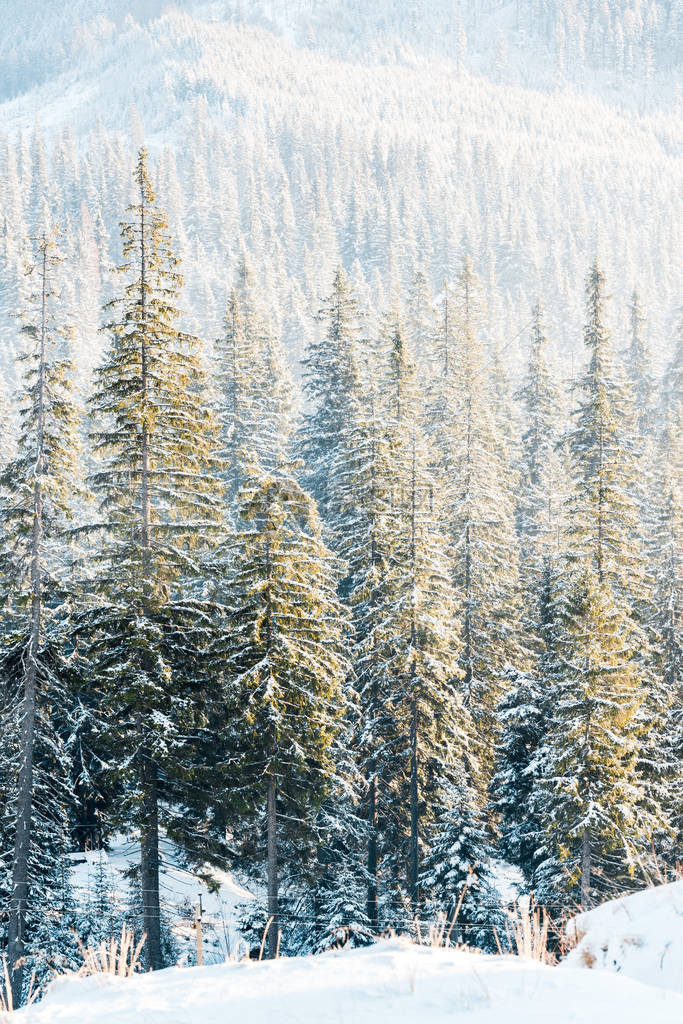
[216,471,349,957]
[436,259,526,774]
[297,267,363,522]
[82,149,222,971]
[0,231,80,1003]
[531,565,650,908]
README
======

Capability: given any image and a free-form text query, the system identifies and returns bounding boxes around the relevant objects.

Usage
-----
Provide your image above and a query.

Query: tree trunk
[140,751,162,970]
[7,239,48,1007]
[267,777,279,959]
[581,827,592,909]
[7,655,37,1006]
[409,694,419,916]
[408,427,419,917]
[367,775,378,930]
[137,162,163,971]
[366,430,379,932]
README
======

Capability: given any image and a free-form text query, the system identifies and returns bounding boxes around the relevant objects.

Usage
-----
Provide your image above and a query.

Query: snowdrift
[563,879,683,993]
[20,940,683,1024]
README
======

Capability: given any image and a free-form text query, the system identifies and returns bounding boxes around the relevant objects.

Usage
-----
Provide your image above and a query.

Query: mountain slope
[0,2,680,385]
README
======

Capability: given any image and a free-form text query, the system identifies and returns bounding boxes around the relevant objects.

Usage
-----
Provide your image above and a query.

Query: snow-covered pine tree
[326,379,398,929]
[82,149,221,971]
[490,560,558,883]
[297,267,363,522]
[376,315,484,923]
[405,268,435,373]
[420,763,504,950]
[214,253,293,503]
[490,306,563,882]
[0,231,80,1004]
[625,291,656,448]
[620,293,675,840]
[296,736,372,953]
[531,565,650,908]
[647,409,681,860]
[621,290,658,629]
[515,302,563,622]
[564,260,642,602]
[442,258,526,775]
[532,261,659,907]
[217,471,349,957]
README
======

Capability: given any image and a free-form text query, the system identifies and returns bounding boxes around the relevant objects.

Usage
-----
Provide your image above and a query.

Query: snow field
[20,939,683,1024]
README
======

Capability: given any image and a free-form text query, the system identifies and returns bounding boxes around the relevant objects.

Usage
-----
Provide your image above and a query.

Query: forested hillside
[0,0,680,1009]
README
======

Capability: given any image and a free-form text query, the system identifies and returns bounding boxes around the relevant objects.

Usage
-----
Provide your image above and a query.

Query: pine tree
[217,471,349,957]
[327,380,398,928]
[0,231,80,1004]
[82,149,221,971]
[533,262,658,907]
[622,289,657,631]
[532,566,649,908]
[375,317,481,921]
[420,766,503,950]
[516,302,563,620]
[442,259,526,772]
[491,307,563,882]
[405,268,435,372]
[298,267,363,522]
[214,253,293,504]
[648,411,682,859]
[564,260,641,600]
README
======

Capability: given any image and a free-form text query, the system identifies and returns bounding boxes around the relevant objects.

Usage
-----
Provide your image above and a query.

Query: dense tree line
[0,149,680,1006]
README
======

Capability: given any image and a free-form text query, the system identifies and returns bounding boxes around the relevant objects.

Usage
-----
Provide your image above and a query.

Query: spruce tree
[420,765,503,949]
[491,306,563,882]
[214,255,292,504]
[376,317,481,921]
[0,231,80,1003]
[441,259,526,772]
[83,149,221,970]
[533,262,658,907]
[564,260,641,599]
[327,380,398,928]
[298,267,363,522]
[648,411,682,859]
[217,471,349,958]
[515,302,563,619]
[532,565,649,908]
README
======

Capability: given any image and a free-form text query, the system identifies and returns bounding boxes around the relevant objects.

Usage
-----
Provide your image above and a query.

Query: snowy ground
[19,939,683,1024]
[27,851,681,1022]
[562,879,683,994]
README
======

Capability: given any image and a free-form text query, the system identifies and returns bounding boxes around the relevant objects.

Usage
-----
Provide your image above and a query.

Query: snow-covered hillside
[563,878,683,994]
[19,939,683,1024]
[1,1,681,105]
[0,1,681,389]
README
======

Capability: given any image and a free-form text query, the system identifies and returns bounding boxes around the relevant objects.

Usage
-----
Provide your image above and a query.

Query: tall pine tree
[0,231,80,1003]
[82,150,221,970]
[217,471,349,957]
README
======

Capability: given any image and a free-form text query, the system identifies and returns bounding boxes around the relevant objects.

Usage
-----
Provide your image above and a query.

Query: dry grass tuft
[500,901,556,964]
[76,924,146,978]
[413,875,470,948]
[0,956,38,1018]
